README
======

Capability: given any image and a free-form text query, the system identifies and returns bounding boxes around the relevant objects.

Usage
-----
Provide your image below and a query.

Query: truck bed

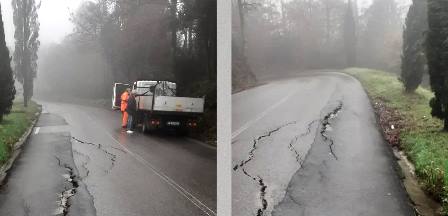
[137,95,204,114]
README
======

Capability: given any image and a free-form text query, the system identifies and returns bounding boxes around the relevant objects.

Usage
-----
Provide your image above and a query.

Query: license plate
[166,121,180,126]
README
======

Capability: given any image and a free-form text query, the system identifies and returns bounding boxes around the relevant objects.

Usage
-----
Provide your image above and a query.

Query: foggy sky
[0,0,86,48]
[0,0,411,49]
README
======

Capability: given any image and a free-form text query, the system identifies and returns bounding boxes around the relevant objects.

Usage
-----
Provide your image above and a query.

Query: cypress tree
[426,0,448,130]
[0,3,16,122]
[12,0,40,107]
[401,0,428,93]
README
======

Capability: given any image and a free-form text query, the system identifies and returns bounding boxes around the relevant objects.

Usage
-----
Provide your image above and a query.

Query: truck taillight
[150,120,160,125]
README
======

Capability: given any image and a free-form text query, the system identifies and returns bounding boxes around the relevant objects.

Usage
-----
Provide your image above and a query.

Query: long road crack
[71,136,117,173]
[73,150,91,179]
[234,101,343,216]
[233,122,296,215]
[233,121,297,171]
[233,121,298,216]
[320,101,343,160]
[288,119,320,165]
[54,156,79,216]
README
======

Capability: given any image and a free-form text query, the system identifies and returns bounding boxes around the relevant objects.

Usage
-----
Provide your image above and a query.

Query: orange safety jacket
[120,91,129,112]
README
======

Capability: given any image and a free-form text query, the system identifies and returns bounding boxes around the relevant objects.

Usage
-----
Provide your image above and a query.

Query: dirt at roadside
[371,97,405,147]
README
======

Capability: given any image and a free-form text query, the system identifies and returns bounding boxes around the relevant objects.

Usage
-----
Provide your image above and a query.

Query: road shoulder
[0,100,41,185]
[344,67,444,215]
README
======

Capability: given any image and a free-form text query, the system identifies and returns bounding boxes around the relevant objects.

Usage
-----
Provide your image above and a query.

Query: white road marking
[232,88,298,140]
[85,113,216,216]
[34,127,40,135]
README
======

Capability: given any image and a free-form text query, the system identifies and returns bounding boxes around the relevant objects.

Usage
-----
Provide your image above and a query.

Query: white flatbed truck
[113,81,205,133]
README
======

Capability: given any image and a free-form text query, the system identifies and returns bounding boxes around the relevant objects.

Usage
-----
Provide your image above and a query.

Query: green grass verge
[344,68,448,213]
[0,100,40,165]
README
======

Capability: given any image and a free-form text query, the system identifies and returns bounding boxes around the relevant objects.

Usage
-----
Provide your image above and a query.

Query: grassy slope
[344,68,448,211]
[0,100,40,164]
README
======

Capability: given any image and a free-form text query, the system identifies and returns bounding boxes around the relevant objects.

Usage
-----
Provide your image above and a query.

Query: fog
[1,0,85,46]
[232,0,412,89]
[2,0,215,115]
[1,0,87,99]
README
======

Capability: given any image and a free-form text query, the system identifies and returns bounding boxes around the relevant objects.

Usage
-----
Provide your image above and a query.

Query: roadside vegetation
[0,100,39,165]
[345,68,448,213]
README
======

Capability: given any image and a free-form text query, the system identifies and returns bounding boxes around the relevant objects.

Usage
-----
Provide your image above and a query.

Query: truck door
[112,83,130,110]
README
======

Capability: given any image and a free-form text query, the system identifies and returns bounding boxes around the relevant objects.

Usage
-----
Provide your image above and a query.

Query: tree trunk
[188,27,193,54]
[325,0,330,44]
[237,0,246,57]
[23,75,31,107]
[280,0,286,29]
[444,118,448,132]
[170,0,177,62]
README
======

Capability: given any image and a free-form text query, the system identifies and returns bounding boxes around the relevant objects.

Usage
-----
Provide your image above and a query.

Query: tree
[400,0,427,93]
[344,0,357,67]
[0,3,16,122]
[361,0,401,71]
[426,0,448,130]
[231,0,257,90]
[12,0,40,107]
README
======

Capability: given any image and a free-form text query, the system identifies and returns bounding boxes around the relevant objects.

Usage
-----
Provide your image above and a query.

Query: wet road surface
[232,72,414,216]
[0,101,216,216]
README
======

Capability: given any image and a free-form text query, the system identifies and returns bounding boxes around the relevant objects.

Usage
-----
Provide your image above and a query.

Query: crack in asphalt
[240,168,268,216]
[288,120,320,164]
[233,121,298,216]
[233,121,297,216]
[73,150,91,180]
[233,121,298,171]
[286,193,306,215]
[55,156,79,216]
[110,146,127,154]
[70,136,117,173]
[257,177,268,216]
[233,101,343,216]
[320,102,343,160]
[22,200,31,216]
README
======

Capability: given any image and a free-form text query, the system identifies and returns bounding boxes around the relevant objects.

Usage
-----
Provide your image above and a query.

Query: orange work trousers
[122,111,128,127]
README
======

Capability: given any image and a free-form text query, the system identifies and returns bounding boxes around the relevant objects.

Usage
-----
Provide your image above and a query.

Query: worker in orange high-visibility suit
[121,88,131,128]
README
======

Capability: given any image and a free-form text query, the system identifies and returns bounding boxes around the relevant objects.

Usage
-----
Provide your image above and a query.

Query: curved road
[232,72,414,216]
[0,101,216,216]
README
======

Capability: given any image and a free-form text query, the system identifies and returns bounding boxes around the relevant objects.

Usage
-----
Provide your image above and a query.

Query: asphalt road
[232,72,414,216]
[0,101,216,216]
